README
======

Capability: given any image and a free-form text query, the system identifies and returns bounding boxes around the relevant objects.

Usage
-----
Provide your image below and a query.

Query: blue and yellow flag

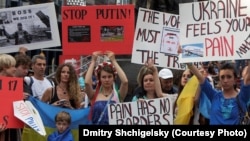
[174,76,199,125]
[22,96,91,141]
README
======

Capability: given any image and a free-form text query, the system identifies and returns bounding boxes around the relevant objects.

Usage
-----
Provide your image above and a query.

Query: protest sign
[0,2,60,53]
[108,96,174,125]
[13,100,46,136]
[131,8,186,70]
[179,0,250,63]
[62,5,134,55]
[21,96,91,141]
[0,76,23,128]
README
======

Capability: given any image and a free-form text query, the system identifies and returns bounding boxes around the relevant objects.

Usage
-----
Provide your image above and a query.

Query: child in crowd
[47,111,73,141]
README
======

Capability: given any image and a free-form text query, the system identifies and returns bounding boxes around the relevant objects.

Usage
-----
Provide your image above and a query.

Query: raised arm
[187,63,205,84]
[243,61,250,85]
[84,51,102,100]
[18,46,28,55]
[146,58,164,98]
[105,51,128,101]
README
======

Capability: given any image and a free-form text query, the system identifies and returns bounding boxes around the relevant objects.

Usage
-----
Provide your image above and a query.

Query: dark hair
[96,63,116,80]
[219,63,237,79]
[218,63,238,90]
[207,65,216,75]
[177,69,193,95]
[14,54,31,68]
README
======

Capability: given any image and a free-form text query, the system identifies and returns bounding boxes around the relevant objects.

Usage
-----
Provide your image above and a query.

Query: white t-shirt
[24,76,54,100]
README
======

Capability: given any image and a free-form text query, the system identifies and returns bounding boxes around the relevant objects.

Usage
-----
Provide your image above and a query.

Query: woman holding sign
[187,61,250,125]
[132,58,164,101]
[84,51,128,125]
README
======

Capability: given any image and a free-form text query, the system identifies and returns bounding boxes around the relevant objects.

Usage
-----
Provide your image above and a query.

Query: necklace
[103,92,110,97]
[58,85,67,94]
[102,90,112,97]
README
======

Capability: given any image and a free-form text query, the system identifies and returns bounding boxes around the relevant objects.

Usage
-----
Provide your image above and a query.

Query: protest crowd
[0,0,250,141]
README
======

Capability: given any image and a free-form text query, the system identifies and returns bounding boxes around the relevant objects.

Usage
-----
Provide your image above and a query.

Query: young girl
[84,51,128,125]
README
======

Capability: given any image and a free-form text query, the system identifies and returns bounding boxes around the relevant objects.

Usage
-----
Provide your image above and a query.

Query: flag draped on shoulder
[22,96,91,141]
[174,76,199,125]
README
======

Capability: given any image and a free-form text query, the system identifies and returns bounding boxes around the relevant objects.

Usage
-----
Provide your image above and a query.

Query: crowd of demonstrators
[41,63,83,109]
[1,47,250,141]
[84,51,128,125]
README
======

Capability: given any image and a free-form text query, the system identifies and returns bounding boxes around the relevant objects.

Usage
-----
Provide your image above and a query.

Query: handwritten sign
[131,8,187,70]
[0,76,23,128]
[62,5,135,55]
[179,0,250,63]
[0,3,60,53]
[108,97,174,125]
[13,100,46,136]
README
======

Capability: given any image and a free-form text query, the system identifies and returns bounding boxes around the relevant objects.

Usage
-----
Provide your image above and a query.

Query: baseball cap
[159,68,173,79]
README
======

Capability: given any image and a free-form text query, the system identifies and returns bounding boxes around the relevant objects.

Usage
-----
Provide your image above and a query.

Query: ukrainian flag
[22,96,91,141]
[174,76,199,125]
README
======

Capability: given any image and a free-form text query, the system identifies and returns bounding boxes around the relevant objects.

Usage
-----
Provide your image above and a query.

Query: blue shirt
[200,79,250,125]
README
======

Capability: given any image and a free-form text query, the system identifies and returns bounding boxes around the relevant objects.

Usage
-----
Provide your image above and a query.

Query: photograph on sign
[181,43,203,58]
[160,27,179,56]
[68,25,91,42]
[0,3,60,53]
[100,26,124,42]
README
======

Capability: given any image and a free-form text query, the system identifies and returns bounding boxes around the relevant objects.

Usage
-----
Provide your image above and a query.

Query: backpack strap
[49,86,55,103]
[29,76,34,96]
[48,78,54,87]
